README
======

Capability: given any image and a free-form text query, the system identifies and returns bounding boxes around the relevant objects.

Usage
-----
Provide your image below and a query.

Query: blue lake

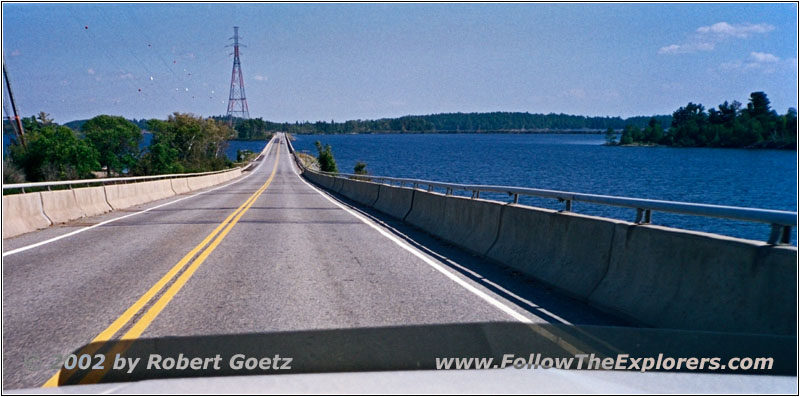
[293,133,798,244]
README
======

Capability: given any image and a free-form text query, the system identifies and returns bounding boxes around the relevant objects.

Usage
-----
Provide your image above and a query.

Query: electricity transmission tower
[226,26,249,125]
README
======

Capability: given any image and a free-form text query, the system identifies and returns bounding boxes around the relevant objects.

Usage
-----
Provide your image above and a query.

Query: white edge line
[3,137,277,257]
[283,135,532,324]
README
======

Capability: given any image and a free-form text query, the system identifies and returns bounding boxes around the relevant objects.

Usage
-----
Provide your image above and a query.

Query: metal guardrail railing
[291,144,795,244]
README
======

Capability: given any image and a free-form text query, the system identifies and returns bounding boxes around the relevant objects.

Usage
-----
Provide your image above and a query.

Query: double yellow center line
[43,141,281,387]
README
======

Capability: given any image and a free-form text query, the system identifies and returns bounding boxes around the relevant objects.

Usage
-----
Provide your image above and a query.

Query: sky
[2,3,797,124]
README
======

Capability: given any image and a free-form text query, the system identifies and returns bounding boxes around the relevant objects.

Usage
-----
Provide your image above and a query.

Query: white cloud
[10,49,20,56]
[253,74,266,82]
[660,21,775,55]
[718,53,794,74]
[749,51,779,63]
[696,22,775,38]
[119,72,135,80]
[87,68,95,75]
[658,42,715,54]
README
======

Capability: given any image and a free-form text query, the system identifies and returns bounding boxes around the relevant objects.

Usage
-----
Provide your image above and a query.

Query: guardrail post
[565,199,571,211]
[512,193,519,204]
[635,208,643,223]
[446,188,452,196]
[427,185,433,192]
[644,209,652,224]
[768,224,791,245]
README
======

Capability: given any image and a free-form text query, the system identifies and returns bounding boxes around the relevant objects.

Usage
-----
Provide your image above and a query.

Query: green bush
[315,141,338,173]
[354,161,367,175]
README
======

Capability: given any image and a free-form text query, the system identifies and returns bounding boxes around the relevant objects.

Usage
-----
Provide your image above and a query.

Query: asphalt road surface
[2,133,625,389]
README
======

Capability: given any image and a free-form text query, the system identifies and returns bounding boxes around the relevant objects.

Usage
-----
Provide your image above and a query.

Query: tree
[619,127,633,145]
[82,115,142,176]
[36,111,54,126]
[604,127,617,145]
[668,103,708,147]
[141,113,234,174]
[782,108,797,146]
[643,117,664,143]
[9,118,99,181]
[315,141,338,173]
[354,161,368,175]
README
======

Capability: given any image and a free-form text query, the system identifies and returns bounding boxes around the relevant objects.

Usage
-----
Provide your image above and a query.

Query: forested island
[608,92,795,149]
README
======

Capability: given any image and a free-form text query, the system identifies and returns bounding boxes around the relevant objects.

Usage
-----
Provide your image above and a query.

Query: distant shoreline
[288,129,609,135]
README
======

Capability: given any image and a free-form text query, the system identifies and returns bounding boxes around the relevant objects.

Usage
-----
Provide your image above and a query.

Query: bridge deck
[2,134,625,389]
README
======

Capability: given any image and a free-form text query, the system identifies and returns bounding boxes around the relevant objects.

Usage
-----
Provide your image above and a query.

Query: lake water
[293,133,797,244]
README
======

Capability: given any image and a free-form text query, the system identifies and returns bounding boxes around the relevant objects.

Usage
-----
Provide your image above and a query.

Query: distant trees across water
[612,92,796,149]
[212,113,673,136]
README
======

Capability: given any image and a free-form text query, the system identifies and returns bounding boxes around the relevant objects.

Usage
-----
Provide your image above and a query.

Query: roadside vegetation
[296,152,319,171]
[314,141,338,173]
[4,112,235,183]
[354,161,367,175]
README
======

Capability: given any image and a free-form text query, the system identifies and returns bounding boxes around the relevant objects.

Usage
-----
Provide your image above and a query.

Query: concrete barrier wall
[74,186,112,217]
[320,174,335,190]
[332,177,344,193]
[405,191,502,255]
[104,182,153,210]
[486,205,624,300]
[171,178,191,194]
[3,192,51,238]
[40,190,85,224]
[588,224,797,335]
[4,169,243,239]
[338,178,380,206]
[374,184,414,220]
[186,175,213,191]
[404,190,449,238]
[304,169,797,335]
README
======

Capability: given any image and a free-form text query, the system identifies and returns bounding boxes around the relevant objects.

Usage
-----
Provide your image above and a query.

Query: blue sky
[2,3,797,123]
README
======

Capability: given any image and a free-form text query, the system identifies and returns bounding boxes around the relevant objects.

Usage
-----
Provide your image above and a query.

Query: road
[2,133,624,389]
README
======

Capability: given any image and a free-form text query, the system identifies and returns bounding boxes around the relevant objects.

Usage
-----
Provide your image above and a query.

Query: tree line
[611,92,796,149]
[215,112,673,135]
[4,112,236,183]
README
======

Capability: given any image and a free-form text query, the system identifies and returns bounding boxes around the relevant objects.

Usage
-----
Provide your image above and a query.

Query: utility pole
[3,59,26,148]
[226,26,249,126]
